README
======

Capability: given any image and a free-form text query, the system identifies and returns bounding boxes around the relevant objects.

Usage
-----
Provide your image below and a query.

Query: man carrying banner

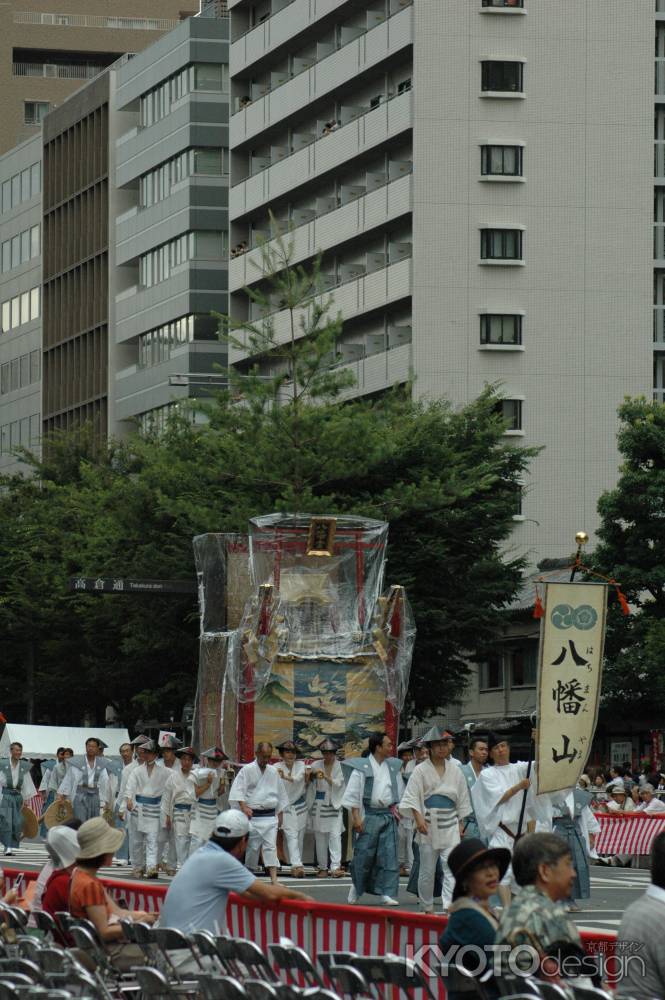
[471,732,535,907]
[342,732,403,906]
[0,741,38,855]
[399,727,471,914]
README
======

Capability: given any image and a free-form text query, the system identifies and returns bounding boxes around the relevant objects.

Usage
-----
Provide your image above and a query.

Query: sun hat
[77,816,125,859]
[46,826,80,869]
[448,838,511,901]
[611,780,627,795]
[214,809,250,838]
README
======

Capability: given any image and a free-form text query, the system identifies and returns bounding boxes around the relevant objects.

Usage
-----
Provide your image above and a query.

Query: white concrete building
[226,0,653,567]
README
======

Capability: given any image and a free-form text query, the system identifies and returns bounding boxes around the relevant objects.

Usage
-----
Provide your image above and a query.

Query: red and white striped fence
[594,812,665,856]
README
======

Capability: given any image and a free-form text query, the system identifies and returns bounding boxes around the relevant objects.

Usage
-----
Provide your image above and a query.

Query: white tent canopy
[0,724,130,759]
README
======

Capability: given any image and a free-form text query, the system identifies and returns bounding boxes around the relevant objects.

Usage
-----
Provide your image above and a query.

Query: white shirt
[369,754,392,808]
[636,797,665,814]
[126,761,171,803]
[229,761,289,813]
[646,884,665,904]
[10,762,20,787]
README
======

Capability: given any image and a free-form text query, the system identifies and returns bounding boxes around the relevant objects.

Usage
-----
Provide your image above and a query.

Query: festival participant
[470,732,535,907]
[309,738,345,878]
[550,787,594,911]
[229,741,288,885]
[158,810,311,972]
[438,838,510,1000]
[460,737,488,842]
[0,741,38,855]
[397,740,415,875]
[636,783,665,814]
[58,737,111,824]
[161,748,198,870]
[69,817,156,970]
[399,727,471,914]
[189,747,229,855]
[38,747,73,838]
[111,743,134,865]
[158,736,182,874]
[125,739,170,878]
[494,832,581,976]
[118,736,150,872]
[276,740,308,877]
[617,831,665,1000]
[342,732,403,906]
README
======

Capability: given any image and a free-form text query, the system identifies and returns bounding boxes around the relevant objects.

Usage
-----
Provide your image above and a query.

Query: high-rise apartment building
[0,0,191,156]
[227,0,653,565]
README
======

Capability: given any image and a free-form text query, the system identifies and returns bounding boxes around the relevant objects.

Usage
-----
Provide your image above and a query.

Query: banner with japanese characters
[536,581,608,794]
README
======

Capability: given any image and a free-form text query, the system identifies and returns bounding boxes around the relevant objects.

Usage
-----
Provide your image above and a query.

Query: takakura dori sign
[536,581,608,794]
[68,577,196,595]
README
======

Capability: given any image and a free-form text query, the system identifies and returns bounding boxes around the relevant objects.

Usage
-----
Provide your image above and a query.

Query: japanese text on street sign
[536,581,608,794]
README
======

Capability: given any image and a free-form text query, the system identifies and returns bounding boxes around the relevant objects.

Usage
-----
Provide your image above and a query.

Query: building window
[139,148,226,208]
[1,162,40,216]
[397,78,411,94]
[139,233,227,288]
[481,229,523,261]
[1,224,41,273]
[496,398,523,431]
[0,285,41,332]
[140,63,229,127]
[482,0,524,7]
[24,101,50,124]
[480,314,523,345]
[192,63,227,92]
[481,145,523,176]
[481,61,524,93]
[511,645,537,687]
[479,656,504,690]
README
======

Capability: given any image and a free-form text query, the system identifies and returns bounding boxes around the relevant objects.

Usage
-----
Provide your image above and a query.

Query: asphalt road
[4,844,649,934]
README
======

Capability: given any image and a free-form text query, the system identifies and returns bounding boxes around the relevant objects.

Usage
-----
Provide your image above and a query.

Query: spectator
[636,784,665,814]
[41,827,80,938]
[494,832,581,976]
[439,839,509,1000]
[69,817,155,970]
[30,817,82,920]
[159,809,311,972]
[602,782,634,813]
[630,785,641,807]
[617,831,665,1000]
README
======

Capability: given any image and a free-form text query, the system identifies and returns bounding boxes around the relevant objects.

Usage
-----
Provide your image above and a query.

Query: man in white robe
[157,736,182,875]
[470,732,535,907]
[229,741,288,884]
[118,735,150,871]
[397,740,415,875]
[309,738,345,877]
[0,742,38,854]
[58,737,111,824]
[189,746,230,855]
[126,739,171,878]
[161,747,198,870]
[400,727,471,913]
[276,740,308,877]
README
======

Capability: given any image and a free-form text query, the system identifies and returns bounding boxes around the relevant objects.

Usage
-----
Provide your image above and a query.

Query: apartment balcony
[114,342,227,421]
[13,61,106,80]
[336,339,412,398]
[231,87,412,218]
[230,3,413,148]
[230,256,411,361]
[230,172,411,292]
[231,0,410,76]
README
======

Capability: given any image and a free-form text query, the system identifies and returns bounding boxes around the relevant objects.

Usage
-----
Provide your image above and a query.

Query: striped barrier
[594,812,665,856]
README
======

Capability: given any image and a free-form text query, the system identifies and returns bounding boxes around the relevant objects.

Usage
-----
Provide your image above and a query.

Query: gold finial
[575,531,589,546]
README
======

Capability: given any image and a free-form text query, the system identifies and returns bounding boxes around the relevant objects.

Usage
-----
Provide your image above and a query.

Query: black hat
[160,735,182,751]
[276,739,299,753]
[487,732,509,751]
[202,746,228,761]
[175,746,198,762]
[448,838,511,901]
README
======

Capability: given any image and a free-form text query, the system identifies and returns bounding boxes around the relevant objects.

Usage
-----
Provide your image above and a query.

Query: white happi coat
[400,758,471,851]
[126,762,171,834]
[471,761,535,847]
[117,761,139,814]
[161,769,197,835]
[277,760,308,833]
[229,761,289,814]
[189,767,226,841]
[309,761,344,834]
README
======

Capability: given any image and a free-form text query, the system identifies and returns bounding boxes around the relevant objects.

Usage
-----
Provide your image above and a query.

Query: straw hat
[20,806,39,840]
[43,797,74,830]
[77,816,125,859]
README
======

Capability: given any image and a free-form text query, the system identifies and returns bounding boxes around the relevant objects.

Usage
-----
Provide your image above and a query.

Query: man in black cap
[276,740,307,877]
[309,738,345,878]
[158,735,182,874]
[161,748,198,871]
[471,732,534,907]
[189,746,229,855]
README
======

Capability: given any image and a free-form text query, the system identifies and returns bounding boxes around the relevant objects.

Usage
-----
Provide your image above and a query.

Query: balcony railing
[482,0,524,6]
[234,86,412,186]
[232,0,412,113]
[234,0,410,44]
[13,61,106,79]
[14,11,179,29]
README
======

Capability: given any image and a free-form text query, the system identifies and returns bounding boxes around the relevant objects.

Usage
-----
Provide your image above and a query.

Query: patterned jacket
[494,885,581,974]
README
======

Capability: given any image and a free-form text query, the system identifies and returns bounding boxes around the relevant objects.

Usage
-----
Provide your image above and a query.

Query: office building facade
[226,0,653,567]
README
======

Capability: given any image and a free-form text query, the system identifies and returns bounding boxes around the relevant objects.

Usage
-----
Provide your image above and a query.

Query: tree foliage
[0,236,536,727]
[592,397,665,715]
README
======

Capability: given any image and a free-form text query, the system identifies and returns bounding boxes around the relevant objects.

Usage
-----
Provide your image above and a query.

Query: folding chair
[189,933,225,975]
[15,940,42,965]
[529,982,567,1000]
[151,928,205,977]
[228,940,278,983]
[569,988,613,1000]
[269,943,324,989]
[0,907,28,932]
[197,977,248,1000]
[129,922,162,967]
[133,967,179,1000]
[0,960,44,986]
[317,953,357,984]
[348,955,438,1000]
[242,982,279,1000]
[301,989,344,1000]
[324,965,368,1000]
[31,914,59,943]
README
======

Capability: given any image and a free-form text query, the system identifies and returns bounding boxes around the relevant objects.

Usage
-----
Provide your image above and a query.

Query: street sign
[68,577,196,595]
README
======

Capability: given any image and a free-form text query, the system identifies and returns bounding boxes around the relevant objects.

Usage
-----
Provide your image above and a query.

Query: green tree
[592,397,665,714]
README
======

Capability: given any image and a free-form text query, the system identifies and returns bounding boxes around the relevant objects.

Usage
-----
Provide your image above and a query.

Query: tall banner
[536,582,608,794]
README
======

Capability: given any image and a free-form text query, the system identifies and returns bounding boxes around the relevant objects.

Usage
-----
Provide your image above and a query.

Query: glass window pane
[12,175,20,205]
[10,360,19,390]
[30,286,40,319]
[11,235,20,268]
[30,350,40,382]
[11,297,19,328]
[30,414,40,446]
[1,301,9,332]
[2,241,9,273]
[20,354,30,387]
[20,292,29,325]
[490,147,503,173]
[31,225,40,257]
[503,147,517,173]
[194,63,224,91]
[192,148,223,174]
[21,169,30,202]
[0,363,8,394]
[31,162,40,195]
[21,230,30,263]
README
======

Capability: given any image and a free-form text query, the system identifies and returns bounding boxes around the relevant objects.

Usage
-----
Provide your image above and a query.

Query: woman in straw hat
[69,817,156,970]
[438,838,510,1000]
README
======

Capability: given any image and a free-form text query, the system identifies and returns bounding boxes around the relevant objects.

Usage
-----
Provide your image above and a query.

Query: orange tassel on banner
[616,588,630,616]
[533,593,544,619]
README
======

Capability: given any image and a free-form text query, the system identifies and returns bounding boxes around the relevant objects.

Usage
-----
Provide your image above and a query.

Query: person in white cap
[125,739,171,878]
[40,826,81,925]
[158,809,311,970]
[229,742,288,885]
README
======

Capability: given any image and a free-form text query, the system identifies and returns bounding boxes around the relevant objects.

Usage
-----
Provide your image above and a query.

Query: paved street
[3,843,648,934]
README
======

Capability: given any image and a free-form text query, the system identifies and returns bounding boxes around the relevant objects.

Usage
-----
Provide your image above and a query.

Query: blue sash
[174,803,192,812]
[425,794,455,809]
[315,791,326,801]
